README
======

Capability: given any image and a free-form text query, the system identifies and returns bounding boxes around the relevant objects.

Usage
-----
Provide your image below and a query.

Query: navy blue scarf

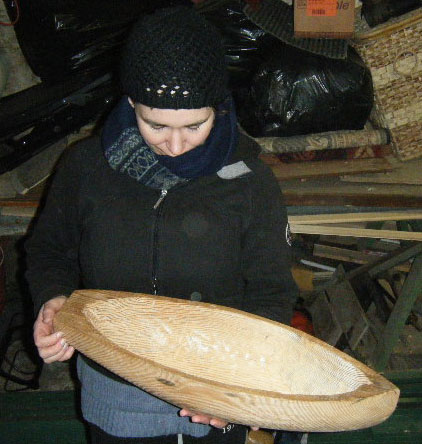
[102,96,238,189]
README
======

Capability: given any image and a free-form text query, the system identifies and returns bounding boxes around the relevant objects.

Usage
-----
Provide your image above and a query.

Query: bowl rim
[56,289,399,403]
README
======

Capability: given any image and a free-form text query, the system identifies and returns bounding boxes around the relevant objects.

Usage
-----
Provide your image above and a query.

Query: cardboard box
[294,0,355,39]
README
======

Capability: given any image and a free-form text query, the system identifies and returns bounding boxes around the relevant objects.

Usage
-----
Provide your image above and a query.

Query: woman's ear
[128,97,135,109]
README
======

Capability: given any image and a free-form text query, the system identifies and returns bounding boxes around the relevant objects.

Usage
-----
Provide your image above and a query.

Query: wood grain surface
[54,290,400,432]
[290,224,422,241]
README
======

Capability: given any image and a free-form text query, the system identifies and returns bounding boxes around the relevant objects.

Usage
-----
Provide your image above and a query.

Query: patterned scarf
[102,96,238,190]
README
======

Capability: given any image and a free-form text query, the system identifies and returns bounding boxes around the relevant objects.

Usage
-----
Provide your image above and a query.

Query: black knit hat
[120,6,229,109]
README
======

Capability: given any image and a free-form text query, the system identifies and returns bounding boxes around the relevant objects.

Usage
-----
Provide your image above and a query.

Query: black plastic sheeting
[2,0,191,81]
[202,3,373,136]
[0,0,376,174]
[235,45,374,137]
[0,0,191,174]
[0,73,117,174]
[202,2,277,87]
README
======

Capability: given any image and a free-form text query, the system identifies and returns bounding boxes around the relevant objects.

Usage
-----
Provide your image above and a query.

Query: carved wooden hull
[54,290,399,432]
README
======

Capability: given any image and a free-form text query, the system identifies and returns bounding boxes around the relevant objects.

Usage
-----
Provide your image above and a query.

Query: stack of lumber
[260,154,395,181]
[261,154,422,208]
[288,210,422,241]
[288,210,422,293]
[341,157,422,185]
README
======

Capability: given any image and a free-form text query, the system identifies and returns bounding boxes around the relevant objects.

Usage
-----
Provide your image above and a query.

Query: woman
[26,6,297,444]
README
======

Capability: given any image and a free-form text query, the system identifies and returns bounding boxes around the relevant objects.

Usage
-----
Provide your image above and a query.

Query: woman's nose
[167,129,184,156]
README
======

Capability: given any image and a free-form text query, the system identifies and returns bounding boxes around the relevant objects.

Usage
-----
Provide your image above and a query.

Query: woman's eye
[187,125,201,131]
[151,125,165,131]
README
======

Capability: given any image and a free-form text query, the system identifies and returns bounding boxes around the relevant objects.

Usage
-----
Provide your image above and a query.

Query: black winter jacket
[26,133,297,325]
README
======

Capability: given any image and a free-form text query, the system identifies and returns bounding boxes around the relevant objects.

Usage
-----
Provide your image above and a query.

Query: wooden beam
[313,244,411,272]
[347,243,422,280]
[0,207,37,218]
[289,211,422,225]
[280,180,422,208]
[6,206,422,230]
[290,224,422,241]
[341,158,422,185]
[262,156,394,181]
[372,254,422,371]
[325,265,371,351]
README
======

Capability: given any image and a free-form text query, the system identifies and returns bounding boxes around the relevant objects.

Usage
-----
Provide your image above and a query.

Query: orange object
[307,0,338,17]
[291,310,315,335]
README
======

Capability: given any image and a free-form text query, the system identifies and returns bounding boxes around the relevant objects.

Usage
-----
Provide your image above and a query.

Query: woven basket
[353,8,422,161]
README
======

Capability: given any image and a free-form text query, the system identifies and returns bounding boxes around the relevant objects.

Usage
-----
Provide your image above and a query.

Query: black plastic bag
[361,0,421,28]
[3,0,191,82]
[235,45,374,137]
[0,73,117,174]
[201,1,280,87]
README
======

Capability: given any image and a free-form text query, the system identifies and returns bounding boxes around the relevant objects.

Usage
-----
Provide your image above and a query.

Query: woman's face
[129,98,215,157]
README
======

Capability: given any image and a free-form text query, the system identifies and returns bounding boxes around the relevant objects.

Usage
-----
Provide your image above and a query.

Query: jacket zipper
[153,189,168,210]
[152,189,168,294]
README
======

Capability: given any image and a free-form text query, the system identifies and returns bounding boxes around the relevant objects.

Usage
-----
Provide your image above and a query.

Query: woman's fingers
[34,328,63,348]
[33,296,73,364]
[34,320,71,363]
[209,418,228,428]
[38,334,70,363]
[58,345,75,362]
[179,409,228,428]
[43,343,74,364]
[37,334,74,364]
[40,296,67,325]
[180,408,259,431]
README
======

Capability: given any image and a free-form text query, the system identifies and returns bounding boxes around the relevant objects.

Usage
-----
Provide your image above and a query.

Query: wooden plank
[372,254,422,371]
[313,244,411,272]
[314,244,385,264]
[346,243,422,281]
[291,264,316,292]
[289,211,422,225]
[0,206,37,218]
[3,172,422,209]
[325,266,371,350]
[16,206,422,229]
[290,265,333,291]
[307,291,343,346]
[0,182,44,207]
[341,158,422,185]
[290,224,422,241]
[280,179,422,208]
[262,156,394,181]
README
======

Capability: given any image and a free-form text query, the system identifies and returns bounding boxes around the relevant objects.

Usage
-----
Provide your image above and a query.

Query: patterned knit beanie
[120,6,229,109]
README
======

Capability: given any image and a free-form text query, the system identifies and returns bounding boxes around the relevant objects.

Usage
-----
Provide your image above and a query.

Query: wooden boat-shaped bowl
[54,290,399,432]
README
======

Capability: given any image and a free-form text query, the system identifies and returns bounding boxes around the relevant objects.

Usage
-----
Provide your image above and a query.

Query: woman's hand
[179,409,228,428]
[179,409,259,431]
[33,295,75,363]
